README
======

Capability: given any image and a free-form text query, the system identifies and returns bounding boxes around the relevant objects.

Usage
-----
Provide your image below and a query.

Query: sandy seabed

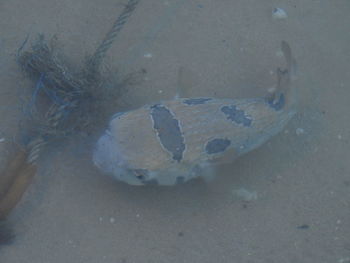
[0,0,349,262]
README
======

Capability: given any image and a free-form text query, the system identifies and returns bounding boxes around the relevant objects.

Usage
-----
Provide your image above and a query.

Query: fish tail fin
[267,41,297,112]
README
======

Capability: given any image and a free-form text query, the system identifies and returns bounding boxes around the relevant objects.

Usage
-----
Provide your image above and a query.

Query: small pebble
[272,8,288,19]
[337,134,342,140]
[110,217,115,223]
[295,128,304,135]
[143,53,153,58]
[0,138,5,142]
[268,87,276,93]
[233,188,258,201]
[276,50,284,57]
[158,90,163,94]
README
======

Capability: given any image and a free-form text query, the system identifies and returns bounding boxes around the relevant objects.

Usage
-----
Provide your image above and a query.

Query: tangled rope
[23,0,140,165]
[1,0,140,233]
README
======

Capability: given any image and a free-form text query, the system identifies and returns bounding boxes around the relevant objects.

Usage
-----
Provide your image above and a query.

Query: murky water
[0,0,349,262]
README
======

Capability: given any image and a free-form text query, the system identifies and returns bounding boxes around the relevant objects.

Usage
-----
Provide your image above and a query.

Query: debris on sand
[272,8,288,19]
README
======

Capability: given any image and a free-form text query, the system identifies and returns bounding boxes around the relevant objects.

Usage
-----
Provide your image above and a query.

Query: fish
[93,41,297,186]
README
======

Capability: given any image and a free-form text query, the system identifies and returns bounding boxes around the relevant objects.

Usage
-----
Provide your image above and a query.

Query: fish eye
[132,169,149,181]
[135,174,145,180]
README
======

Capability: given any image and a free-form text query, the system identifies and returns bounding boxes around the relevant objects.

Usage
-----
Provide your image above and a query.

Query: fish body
[93,42,296,185]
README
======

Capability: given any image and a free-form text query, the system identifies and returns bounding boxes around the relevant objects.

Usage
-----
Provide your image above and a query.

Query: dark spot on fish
[176,176,185,184]
[142,179,159,185]
[221,105,252,127]
[297,224,310,230]
[205,138,231,154]
[183,98,212,105]
[150,104,185,162]
[178,231,184,237]
[267,93,285,111]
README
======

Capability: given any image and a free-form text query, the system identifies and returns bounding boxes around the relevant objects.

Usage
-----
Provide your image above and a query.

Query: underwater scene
[0,0,349,262]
